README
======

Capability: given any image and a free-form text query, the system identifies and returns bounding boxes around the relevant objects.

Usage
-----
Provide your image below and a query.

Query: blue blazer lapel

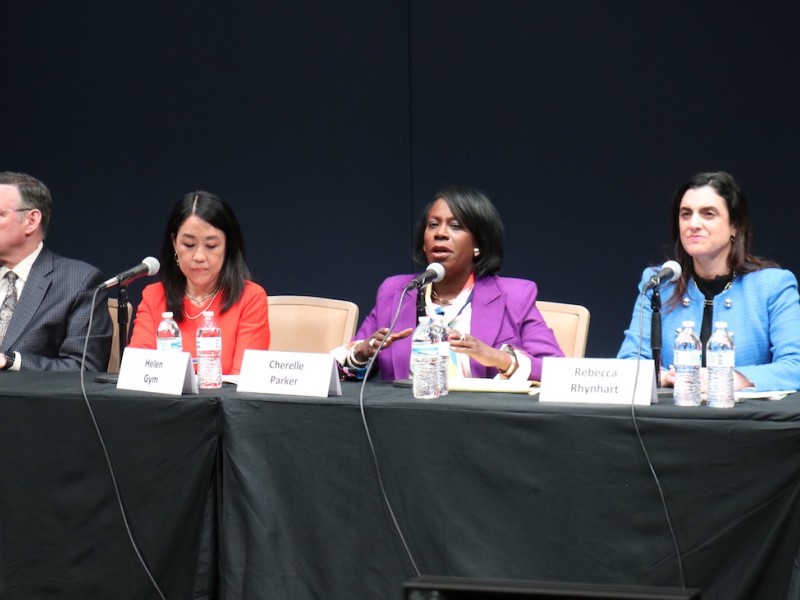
[2,250,54,351]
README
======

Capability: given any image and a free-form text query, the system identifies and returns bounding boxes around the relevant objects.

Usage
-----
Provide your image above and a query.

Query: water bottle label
[411,343,438,357]
[157,338,183,352]
[674,349,701,366]
[707,353,735,368]
[197,337,222,351]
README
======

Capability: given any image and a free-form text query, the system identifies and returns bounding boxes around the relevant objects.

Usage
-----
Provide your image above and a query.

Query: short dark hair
[412,185,504,277]
[160,191,251,320]
[0,171,52,236]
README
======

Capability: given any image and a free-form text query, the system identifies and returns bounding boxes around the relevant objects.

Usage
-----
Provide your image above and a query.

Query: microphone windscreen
[662,260,681,282]
[143,256,160,276]
[427,262,445,282]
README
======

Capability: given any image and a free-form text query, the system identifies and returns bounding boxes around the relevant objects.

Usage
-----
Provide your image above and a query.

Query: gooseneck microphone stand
[117,286,130,362]
[650,287,662,384]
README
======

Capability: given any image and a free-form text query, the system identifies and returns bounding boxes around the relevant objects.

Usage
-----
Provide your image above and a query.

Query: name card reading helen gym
[237,350,342,397]
[117,347,198,395]
[539,357,656,405]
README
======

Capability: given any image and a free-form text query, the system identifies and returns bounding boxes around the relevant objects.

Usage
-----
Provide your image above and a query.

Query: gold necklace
[431,289,453,306]
[185,287,221,303]
[184,288,221,320]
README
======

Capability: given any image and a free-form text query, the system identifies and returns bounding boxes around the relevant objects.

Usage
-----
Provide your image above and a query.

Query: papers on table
[447,377,539,395]
[735,390,796,401]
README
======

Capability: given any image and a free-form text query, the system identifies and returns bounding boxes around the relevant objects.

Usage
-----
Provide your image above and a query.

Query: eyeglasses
[0,208,33,218]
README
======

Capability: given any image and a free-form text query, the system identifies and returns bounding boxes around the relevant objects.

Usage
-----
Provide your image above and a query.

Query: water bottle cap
[203,311,214,317]
[713,321,728,328]
[161,311,173,318]
[681,320,695,327]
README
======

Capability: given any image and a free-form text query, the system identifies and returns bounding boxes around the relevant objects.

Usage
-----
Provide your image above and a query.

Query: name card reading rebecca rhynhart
[539,357,656,406]
[237,350,342,398]
[117,347,198,395]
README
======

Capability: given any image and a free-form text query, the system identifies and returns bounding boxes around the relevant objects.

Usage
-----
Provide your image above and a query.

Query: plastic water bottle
[707,321,735,408]
[410,317,440,399]
[673,320,701,407]
[196,311,222,389]
[156,311,182,352]
[432,317,450,396]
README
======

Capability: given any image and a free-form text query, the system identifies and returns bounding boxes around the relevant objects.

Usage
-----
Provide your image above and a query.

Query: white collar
[0,241,44,283]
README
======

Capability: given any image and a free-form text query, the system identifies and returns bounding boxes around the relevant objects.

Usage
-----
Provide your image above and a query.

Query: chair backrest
[107,298,134,373]
[536,300,591,358]
[267,295,360,353]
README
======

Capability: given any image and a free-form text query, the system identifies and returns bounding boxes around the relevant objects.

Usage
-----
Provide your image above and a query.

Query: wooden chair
[536,300,590,358]
[267,295,359,353]
[107,298,133,373]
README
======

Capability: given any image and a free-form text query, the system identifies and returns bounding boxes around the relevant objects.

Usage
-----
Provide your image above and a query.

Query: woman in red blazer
[129,191,269,375]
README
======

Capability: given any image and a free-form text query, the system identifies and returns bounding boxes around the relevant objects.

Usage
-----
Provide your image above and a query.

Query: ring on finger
[369,338,379,348]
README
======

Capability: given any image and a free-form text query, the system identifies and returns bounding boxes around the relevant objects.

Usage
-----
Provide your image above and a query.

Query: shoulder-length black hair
[412,185,504,277]
[667,171,776,308]
[160,191,251,321]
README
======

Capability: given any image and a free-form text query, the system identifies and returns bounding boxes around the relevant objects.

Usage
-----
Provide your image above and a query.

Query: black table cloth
[3,373,800,599]
[220,382,800,600]
[0,372,219,600]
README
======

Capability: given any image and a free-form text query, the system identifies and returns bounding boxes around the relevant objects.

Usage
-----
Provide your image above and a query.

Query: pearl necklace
[184,288,221,320]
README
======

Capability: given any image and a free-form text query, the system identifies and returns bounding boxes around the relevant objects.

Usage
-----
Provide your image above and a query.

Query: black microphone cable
[357,286,421,577]
[79,287,167,600]
[629,287,686,589]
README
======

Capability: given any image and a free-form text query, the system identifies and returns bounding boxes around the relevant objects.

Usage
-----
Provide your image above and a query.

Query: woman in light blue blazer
[618,171,800,392]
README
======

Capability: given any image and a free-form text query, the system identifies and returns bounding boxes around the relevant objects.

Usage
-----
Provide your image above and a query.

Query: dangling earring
[730,234,736,243]
[175,252,180,265]
[473,248,480,257]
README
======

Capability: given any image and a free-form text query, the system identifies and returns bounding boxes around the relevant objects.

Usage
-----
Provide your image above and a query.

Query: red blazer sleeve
[128,284,165,350]
[224,281,270,374]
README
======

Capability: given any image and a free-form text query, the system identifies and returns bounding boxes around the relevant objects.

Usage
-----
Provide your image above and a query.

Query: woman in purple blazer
[335,185,563,381]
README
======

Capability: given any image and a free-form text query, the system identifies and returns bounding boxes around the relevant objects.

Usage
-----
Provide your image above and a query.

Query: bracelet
[499,344,518,378]
[347,343,369,368]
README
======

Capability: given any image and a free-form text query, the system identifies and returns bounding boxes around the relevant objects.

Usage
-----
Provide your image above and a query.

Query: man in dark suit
[0,172,112,371]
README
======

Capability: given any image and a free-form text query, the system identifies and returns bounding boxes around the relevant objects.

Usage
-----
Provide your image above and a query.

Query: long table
[2,373,800,599]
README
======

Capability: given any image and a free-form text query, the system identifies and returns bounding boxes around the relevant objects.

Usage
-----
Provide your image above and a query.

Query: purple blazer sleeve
[354,274,563,381]
[469,276,563,380]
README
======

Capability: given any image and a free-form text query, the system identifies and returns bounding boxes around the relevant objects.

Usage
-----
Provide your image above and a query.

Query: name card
[237,350,342,397]
[117,347,198,395]
[539,357,656,405]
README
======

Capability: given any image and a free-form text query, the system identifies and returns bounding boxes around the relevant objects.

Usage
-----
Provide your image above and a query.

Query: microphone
[99,257,160,289]
[404,262,446,291]
[643,260,682,291]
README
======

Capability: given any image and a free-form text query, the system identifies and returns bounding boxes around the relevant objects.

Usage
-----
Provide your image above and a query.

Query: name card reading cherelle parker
[539,357,656,406]
[117,347,198,395]
[237,350,342,398]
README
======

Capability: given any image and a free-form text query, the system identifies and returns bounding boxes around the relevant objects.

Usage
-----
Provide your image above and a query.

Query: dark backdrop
[3,1,799,358]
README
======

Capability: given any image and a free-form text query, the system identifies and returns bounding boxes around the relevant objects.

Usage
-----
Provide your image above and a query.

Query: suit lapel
[2,249,53,351]
[391,286,418,379]
[469,277,504,377]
